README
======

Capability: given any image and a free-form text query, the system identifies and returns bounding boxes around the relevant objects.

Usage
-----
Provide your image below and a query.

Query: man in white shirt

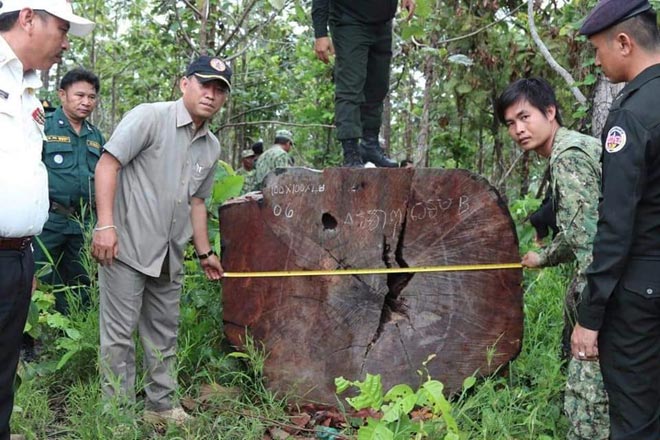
[0,2,93,439]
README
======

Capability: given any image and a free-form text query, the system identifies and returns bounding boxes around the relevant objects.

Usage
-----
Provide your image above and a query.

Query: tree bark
[591,75,624,138]
[219,167,523,404]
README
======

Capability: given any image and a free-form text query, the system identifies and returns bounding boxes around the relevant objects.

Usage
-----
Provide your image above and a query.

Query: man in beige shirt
[92,55,229,424]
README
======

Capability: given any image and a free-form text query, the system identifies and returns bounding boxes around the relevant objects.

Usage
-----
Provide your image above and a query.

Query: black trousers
[599,259,660,440]
[330,19,392,141]
[0,248,33,440]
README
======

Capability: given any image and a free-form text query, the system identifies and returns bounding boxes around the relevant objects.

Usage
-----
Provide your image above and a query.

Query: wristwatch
[196,249,216,260]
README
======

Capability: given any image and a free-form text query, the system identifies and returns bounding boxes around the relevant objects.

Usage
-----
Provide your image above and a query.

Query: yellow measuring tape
[223,262,522,278]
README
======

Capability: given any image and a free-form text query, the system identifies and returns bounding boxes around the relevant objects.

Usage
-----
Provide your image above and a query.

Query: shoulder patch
[605,126,627,153]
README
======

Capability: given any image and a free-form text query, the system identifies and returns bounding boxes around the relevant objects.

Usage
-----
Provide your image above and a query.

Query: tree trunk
[414,51,434,168]
[591,75,624,138]
[219,168,523,404]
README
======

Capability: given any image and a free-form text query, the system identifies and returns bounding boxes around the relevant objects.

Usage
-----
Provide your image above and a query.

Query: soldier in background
[255,129,294,190]
[250,140,264,158]
[496,77,609,440]
[237,149,257,194]
[35,68,105,313]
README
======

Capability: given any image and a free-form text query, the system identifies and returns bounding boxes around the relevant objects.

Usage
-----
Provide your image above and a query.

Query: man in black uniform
[312,0,414,167]
[571,1,660,438]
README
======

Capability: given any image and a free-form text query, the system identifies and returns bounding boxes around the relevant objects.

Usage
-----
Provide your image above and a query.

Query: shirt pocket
[621,259,660,299]
[43,142,75,169]
[86,142,101,172]
[188,161,212,198]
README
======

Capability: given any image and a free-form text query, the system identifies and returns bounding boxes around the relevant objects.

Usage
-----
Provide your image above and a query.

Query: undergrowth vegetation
[13,199,572,439]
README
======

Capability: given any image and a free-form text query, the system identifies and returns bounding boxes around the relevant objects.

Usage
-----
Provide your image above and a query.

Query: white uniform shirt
[0,36,49,238]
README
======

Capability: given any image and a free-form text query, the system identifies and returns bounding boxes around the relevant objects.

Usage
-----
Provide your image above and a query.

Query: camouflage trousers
[562,277,610,440]
[564,358,609,440]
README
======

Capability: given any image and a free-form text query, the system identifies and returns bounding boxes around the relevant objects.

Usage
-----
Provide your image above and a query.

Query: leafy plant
[335,358,473,440]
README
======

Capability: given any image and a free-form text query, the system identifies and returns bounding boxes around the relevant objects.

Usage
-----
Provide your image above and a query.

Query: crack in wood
[363,197,414,366]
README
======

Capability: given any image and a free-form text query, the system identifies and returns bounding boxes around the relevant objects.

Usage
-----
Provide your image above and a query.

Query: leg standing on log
[311,0,415,167]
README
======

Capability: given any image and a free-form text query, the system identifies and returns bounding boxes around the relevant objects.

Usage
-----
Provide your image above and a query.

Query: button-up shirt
[42,106,105,234]
[103,99,220,279]
[0,35,49,238]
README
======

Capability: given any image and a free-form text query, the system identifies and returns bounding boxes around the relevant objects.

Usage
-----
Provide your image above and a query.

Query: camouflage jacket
[237,167,257,194]
[537,127,602,287]
[254,144,293,189]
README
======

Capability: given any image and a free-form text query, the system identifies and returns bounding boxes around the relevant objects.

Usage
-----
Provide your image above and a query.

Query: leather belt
[0,236,33,251]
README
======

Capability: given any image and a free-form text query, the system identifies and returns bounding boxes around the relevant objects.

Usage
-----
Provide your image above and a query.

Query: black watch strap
[197,249,216,260]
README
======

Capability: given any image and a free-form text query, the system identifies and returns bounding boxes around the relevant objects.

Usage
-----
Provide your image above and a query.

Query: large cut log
[219,167,522,404]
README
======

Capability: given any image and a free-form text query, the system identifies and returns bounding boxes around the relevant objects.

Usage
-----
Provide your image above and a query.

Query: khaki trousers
[99,259,182,411]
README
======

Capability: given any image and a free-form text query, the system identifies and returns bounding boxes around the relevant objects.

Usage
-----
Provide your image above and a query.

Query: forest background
[15,0,654,439]
[41,0,625,198]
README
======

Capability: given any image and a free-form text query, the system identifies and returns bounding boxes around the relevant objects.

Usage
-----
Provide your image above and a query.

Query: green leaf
[64,327,82,340]
[335,376,352,394]
[381,394,417,423]
[211,175,244,205]
[227,351,251,359]
[384,384,414,401]
[269,0,285,9]
[420,380,459,433]
[462,376,477,391]
[56,350,78,370]
[357,419,394,440]
[45,313,71,330]
[583,74,597,86]
[217,160,235,177]
[346,373,384,410]
[401,24,425,40]
[456,84,473,95]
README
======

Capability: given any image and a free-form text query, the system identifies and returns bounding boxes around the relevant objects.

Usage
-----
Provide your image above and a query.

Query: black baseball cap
[185,55,232,91]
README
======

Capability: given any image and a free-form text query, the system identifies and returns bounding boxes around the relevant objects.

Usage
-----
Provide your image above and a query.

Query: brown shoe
[144,407,192,426]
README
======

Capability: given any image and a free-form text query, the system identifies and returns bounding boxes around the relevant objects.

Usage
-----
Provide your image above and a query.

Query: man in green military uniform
[237,149,257,194]
[312,0,414,168]
[255,129,294,190]
[496,78,609,440]
[35,68,105,313]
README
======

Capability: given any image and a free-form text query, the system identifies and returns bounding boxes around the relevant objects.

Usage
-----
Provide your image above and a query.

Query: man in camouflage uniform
[496,78,608,440]
[237,149,257,194]
[255,129,294,190]
[35,67,105,313]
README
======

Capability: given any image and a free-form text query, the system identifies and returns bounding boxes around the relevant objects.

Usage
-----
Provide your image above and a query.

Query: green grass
[13,253,571,439]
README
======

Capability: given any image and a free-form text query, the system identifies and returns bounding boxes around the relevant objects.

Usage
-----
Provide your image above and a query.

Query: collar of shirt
[613,63,660,110]
[51,106,93,137]
[0,35,43,93]
[175,98,210,138]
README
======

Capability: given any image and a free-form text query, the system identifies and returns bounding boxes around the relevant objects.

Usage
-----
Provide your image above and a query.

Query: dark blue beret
[579,0,652,36]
